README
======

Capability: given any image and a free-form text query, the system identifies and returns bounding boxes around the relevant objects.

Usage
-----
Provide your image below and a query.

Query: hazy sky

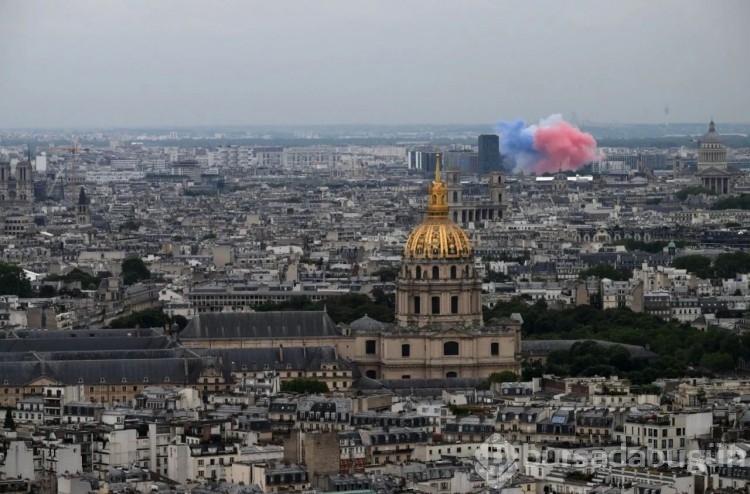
[1,0,748,128]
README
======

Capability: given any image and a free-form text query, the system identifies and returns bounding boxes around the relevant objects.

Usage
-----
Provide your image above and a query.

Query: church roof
[700,120,724,145]
[349,314,383,332]
[193,346,358,374]
[180,311,342,340]
[522,339,656,358]
[697,166,733,177]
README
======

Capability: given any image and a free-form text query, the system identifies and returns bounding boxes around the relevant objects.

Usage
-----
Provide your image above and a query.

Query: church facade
[181,153,522,381]
[696,120,734,195]
[348,154,521,379]
[0,161,34,206]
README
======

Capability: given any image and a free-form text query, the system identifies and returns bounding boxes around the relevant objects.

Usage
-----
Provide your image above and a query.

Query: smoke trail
[494,114,597,174]
[495,119,541,171]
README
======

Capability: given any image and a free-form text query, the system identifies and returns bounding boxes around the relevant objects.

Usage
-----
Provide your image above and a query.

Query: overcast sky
[1,0,748,128]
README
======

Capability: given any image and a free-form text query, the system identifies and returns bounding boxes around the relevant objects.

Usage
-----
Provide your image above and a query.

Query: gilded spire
[427,153,448,218]
[435,152,442,183]
[403,151,473,260]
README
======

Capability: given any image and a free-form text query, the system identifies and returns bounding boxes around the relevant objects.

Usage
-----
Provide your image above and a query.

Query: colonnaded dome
[700,120,724,145]
[403,154,473,261]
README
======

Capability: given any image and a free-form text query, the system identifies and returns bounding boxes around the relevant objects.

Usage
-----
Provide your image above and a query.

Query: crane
[46,142,88,202]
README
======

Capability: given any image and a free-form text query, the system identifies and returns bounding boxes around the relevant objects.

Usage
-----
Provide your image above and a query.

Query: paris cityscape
[1,2,750,494]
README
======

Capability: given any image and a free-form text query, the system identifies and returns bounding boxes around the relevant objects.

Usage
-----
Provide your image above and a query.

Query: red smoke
[533,120,597,174]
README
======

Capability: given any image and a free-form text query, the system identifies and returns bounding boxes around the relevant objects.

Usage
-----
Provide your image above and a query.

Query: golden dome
[404,154,473,260]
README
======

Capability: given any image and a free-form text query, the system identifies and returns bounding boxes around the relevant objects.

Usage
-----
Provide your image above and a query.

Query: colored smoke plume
[494,114,597,174]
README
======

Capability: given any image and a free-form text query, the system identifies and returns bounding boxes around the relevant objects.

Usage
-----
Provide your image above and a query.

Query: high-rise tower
[478,134,501,173]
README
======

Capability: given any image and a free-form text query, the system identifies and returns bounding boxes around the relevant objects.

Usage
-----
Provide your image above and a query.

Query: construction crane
[46,142,88,202]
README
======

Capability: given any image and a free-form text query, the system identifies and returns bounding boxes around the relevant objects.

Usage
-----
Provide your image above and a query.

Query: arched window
[431,296,440,314]
[415,266,422,279]
[444,341,459,356]
[432,266,439,280]
[450,266,457,279]
[365,370,377,379]
[446,371,458,378]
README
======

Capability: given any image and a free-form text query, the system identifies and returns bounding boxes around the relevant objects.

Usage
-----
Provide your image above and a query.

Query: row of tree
[108,308,188,330]
[672,251,750,279]
[713,194,750,210]
[254,291,395,324]
[0,258,152,299]
[487,298,747,383]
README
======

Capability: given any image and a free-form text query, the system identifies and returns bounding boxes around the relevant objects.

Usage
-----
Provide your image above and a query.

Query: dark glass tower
[478,134,501,173]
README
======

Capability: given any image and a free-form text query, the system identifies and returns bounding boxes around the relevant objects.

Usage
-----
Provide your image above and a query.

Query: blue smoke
[494,119,542,171]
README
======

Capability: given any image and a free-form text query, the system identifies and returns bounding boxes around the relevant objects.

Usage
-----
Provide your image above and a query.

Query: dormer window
[121,377,127,383]
[143,377,149,383]
[99,378,106,384]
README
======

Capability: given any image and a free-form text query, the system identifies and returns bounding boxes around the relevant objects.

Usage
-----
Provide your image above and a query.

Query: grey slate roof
[0,335,175,353]
[0,358,204,386]
[181,311,342,340]
[349,314,383,332]
[194,346,358,375]
[522,339,657,358]
[355,377,486,397]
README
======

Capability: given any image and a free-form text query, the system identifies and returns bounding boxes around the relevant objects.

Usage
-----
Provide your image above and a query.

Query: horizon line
[2,120,749,132]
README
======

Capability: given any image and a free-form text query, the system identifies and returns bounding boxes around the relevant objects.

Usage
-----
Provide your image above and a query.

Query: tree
[700,352,735,373]
[121,258,151,285]
[477,371,519,390]
[713,194,750,210]
[672,255,712,278]
[4,409,15,430]
[372,267,398,282]
[172,315,189,331]
[0,262,34,298]
[39,285,57,298]
[579,264,632,281]
[675,186,714,201]
[119,220,141,231]
[280,378,329,394]
[109,308,170,329]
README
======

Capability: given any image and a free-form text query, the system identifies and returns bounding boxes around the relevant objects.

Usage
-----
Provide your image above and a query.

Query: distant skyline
[1,0,749,128]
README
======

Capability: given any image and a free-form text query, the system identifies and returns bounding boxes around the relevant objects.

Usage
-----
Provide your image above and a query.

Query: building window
[402,344,410,357]
[451,296,458,314]
[491,342,499,356]
[416,266,422,279]
[365,340,376,354]
[365,370,377,379]
[446,371,458,378]
[450,266,457,279]
[452,191,458,203]
[402,375,411,379]
[432,266,439,279]
[432,296,440,314]
[444,341,459,356]
[414,296,421,314]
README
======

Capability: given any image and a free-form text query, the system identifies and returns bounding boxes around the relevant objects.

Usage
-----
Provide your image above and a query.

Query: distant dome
[700,120,724,145]
[350,314,383,332]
